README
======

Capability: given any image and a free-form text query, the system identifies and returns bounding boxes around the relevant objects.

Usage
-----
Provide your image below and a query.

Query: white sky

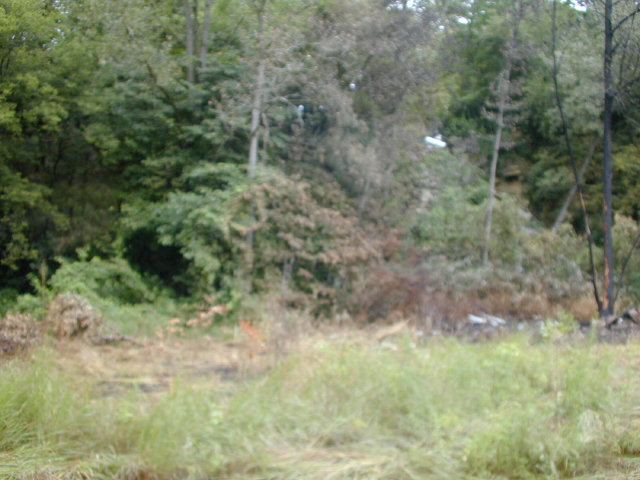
[570,1,588,12]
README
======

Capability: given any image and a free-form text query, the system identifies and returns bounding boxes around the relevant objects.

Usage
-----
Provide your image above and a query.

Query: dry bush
[423,287,584,329]
[46,293,102,339]
[349,261,597,334]
[349,267,430,324]
[565,293,599,323]
[0,313,40,355]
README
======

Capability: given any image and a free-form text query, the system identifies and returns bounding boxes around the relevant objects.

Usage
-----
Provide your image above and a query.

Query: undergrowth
[1,338,640,479]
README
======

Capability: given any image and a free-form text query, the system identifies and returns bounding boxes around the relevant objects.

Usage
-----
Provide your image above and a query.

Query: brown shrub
[350,267,430,324]
[349,263,592,332]
[0,313,40,355]
[46,293,102,339]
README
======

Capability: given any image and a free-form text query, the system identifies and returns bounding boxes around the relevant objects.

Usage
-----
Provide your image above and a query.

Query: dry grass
[2,323,640,480]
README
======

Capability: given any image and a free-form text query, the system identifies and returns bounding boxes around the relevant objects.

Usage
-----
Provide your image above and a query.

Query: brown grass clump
[568,294,599,323]
[349,263,599,334]
[46,293,102,339]
[0,313,40,355]
[350,267,430,324]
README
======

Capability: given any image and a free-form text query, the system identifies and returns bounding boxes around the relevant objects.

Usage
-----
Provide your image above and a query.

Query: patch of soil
[51,336,271,399]
[31,314,640,400]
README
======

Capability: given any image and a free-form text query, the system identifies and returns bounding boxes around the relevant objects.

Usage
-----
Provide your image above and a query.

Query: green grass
[1,337,640,479]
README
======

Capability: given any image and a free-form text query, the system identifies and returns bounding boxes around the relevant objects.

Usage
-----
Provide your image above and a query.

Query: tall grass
[1,337,640,479]
[217,338,639,479]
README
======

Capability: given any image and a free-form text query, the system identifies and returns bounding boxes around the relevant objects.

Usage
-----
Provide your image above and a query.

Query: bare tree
[482,0,525,266]
[593,0,640,315]
[602,0,615,315]
[550,0,602,312]
[483,67,512,266]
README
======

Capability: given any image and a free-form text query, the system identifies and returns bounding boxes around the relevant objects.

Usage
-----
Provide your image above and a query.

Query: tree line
[1,0,639,321]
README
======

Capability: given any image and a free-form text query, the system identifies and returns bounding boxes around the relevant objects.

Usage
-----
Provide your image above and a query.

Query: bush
[0,313,40,355]
[49,256,156,305]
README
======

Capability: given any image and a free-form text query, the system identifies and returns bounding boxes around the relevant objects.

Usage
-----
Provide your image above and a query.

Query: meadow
[1,330,640,479]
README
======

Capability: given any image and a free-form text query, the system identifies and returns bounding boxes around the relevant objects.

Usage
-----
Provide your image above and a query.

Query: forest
[2,1,640,478]
[1,0,640,326]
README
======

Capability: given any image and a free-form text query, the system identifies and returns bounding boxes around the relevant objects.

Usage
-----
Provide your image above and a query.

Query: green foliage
[49,255,156,305]
[410,150,484,259]
[39,254,191,335]
[124,162,248,294]
[0,165,62,271]
[126,163,378,311]
[409,149,590,304]
[0,288,19,317]
[1,0,640,326]
[539,311,581,341]
[413,150,538,267]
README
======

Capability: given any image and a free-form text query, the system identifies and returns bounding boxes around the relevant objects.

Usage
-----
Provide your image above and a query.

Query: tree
[587,0,640,315]
[549,0,602,311]
[543,0,640,315]
[454,0,530,266]
[600,0,640,315]
[0,0,76,286]
[483,65,518,266]
[291,0,442,220]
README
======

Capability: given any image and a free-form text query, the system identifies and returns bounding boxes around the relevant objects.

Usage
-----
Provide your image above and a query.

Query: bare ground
[39,320,422,400]
[49,336,260,399]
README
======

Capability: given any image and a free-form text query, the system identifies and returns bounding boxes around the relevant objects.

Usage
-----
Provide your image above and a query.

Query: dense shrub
[49,256,156,305]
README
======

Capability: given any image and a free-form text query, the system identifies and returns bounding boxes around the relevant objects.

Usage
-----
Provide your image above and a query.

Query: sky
[570,0,588,12]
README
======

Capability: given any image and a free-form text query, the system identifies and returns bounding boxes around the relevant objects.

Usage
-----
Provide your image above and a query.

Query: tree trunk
[246,0,267,279]
[248,58,265,177]
[602,0,615,316]
[182,0,195,84]
[482,0,524,266]
[248,3,266,178]
[551,141,595,232]
[358,174,372,219]
[483,68,509,267]
[199,0,214,74]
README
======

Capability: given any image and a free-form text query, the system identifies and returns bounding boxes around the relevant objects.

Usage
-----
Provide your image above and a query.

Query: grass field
[1,331,640,479]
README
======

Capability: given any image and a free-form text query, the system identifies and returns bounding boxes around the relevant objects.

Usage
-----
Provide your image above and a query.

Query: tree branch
[612,5,640,34]
[551,139,597,232]
[614,226,640,305]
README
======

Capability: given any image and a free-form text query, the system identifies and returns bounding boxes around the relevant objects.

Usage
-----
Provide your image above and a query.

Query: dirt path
[50,336,268,399]
[46,320,421,399]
